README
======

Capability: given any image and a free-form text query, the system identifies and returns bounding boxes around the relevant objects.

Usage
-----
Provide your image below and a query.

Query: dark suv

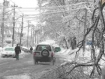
[33,44,55,65]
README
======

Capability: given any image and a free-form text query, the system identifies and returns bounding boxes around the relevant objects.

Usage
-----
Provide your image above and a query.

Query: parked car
[1,47,15,58]
[21,46,30,53]
[33,44,56,65]
[52,44,61,53]
[54,47,61,52]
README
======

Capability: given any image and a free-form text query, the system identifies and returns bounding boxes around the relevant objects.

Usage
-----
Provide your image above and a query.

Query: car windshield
[36,45,51,51]
[5,48,14,51]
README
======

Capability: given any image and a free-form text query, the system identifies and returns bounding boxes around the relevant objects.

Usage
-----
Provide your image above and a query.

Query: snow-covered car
[1,47,15,58]
[52,44,61,53]
[21,46,30,53]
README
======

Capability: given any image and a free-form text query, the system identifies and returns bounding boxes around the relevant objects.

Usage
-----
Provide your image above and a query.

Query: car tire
[41,49,49,57]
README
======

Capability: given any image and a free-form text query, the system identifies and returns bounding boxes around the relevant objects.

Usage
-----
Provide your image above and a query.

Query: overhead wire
[2,1,91,17]
[8,0,24,15]
[2,0,92,24]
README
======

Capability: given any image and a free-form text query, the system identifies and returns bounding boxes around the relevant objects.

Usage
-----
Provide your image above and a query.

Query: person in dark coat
[30,46,33,54]
[73,37,77,49]
[71,37,77,50]
[15,44,21,60]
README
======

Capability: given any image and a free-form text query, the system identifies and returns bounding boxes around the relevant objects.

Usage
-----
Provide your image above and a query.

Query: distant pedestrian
[73,37,77,49]
[30,46,33,54]
[15,44,21,60]
[71,37,77,50]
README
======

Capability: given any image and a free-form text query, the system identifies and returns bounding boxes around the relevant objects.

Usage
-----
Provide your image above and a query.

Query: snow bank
[38,48,100,79]
[39,62,92,79]
[56,47,102,63]
[38,47,102,79]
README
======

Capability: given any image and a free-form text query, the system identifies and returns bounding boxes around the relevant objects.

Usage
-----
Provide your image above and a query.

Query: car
[52,44,61,53]
[21,46,30,53]
[54,47,61,53]
[33,44,56,65]
[1,47,15,58]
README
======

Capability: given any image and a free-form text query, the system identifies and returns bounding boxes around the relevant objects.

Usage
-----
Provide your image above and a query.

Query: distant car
[54,47,61,53]
[33,44,56,65]
[21,46,30,53]
[1,47,15,58]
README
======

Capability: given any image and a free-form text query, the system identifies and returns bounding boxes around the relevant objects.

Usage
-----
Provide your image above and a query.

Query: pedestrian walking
[71,37,77,50]
[15,44,21,60]
[73,37,77,49]
[30,46,33,54]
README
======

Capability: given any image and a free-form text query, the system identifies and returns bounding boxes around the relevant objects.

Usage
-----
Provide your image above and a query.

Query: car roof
[38,40,55,45]
[4,47,14,49]
[37,44,51,46]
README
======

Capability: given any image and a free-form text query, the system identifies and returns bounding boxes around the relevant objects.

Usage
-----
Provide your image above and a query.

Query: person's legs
[17,54,19,60]
[16,53,19,60]
[15,54,18,60]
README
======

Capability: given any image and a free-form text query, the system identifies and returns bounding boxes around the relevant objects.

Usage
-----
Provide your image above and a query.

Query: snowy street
[0,51,64,79]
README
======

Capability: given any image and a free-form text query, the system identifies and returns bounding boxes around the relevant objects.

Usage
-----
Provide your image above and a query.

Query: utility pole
[33,26,35,46]
[83,6,88,52]
[1,0,5,48]
[12,4,18,47]
[27,21,30,47]
[31,25,33,46]
[12,4,15,47]
[20,15,24,46]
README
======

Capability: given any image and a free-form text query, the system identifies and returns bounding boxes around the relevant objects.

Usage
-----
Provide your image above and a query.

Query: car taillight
[51,53,53,56]
[34,52,36,56]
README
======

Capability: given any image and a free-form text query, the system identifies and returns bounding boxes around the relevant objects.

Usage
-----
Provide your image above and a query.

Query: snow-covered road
[0,52,64,79]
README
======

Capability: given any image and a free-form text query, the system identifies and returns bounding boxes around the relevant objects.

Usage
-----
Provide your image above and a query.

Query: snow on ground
[57,46,105,67]
[55,46,104,75]
[56,48,79,62]
[19,50,28,58]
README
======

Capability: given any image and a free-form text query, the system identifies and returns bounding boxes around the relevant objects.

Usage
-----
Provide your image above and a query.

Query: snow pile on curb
[39,62,91,79]
[38,48,103,79]
[56,47,104,65]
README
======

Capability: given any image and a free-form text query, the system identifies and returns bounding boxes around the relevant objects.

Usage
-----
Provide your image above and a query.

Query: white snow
[38,39,56,45]
[56,47,105,75]
[57,46,105,67]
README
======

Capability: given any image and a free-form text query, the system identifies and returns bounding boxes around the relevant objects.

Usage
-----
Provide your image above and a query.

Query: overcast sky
[12,0,38,7]
[0,0,38,8]
[0,0,39,35]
